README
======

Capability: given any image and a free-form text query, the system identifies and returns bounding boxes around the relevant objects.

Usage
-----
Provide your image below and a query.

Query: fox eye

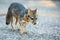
[28,15,30,17]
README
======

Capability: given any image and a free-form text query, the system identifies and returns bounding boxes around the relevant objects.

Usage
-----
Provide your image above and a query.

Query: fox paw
[12,29,15,32]
[20,31,27,34]
[23,32,27,34]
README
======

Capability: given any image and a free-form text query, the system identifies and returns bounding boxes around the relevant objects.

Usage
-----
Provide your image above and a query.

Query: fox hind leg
[11,16,15,32]
[15,16,19,31]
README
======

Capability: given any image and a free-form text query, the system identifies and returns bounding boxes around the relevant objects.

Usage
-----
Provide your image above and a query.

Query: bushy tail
[6,8,12,25]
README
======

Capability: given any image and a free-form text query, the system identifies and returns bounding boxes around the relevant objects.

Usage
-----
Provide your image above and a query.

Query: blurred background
[0,0,60,15]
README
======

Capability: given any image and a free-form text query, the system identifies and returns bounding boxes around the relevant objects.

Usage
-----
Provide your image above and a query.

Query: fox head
[27,8,38,25]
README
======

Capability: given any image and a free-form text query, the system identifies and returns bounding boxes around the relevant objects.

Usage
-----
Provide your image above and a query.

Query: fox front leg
[20,20,27,34]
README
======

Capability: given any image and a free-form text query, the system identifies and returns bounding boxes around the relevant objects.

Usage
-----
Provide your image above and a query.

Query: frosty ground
[0,15,60,40]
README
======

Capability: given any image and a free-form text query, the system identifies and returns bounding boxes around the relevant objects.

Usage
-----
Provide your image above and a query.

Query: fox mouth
[33,23,36,25]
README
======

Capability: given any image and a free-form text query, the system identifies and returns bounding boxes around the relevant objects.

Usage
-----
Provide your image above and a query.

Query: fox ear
[34,8,38,14]
[28,8,32,15]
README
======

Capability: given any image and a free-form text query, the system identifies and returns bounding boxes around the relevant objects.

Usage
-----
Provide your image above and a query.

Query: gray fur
[8,3,28,20]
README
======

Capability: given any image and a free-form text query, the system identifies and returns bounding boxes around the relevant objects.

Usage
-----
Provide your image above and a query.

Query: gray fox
[6,3,38,34]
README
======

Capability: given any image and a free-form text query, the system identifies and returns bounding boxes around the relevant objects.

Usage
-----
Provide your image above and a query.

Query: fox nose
[6,22,9,25]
